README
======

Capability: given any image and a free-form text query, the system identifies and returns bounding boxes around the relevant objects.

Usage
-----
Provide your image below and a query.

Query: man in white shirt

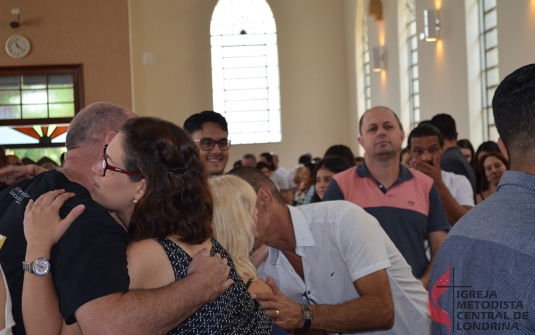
[230,167,430,335]
[408,124,474,225]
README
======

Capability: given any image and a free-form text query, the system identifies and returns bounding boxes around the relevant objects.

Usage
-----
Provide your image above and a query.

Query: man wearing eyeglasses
[184,111,230,176]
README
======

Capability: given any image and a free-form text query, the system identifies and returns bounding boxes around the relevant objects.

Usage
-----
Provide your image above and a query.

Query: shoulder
[406,168,434,191]
[127,239,175,289]
[332,166,358,181]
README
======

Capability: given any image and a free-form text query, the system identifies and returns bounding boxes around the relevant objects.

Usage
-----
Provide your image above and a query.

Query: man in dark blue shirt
[430,63,535,334]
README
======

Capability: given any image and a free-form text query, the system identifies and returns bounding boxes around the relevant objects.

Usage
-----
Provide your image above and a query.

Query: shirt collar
[357,161,414,182]
[267,205,316,265]
[498,170,535,192]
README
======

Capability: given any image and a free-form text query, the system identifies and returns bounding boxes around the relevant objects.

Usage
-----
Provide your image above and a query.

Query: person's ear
[497,137,508,161]
[257,186,274,212]
[357,136,363,146]
[134,179,146,202]
[105,131,118,144]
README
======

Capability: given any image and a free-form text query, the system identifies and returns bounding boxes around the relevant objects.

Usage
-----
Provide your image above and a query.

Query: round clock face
[5,35,31,59]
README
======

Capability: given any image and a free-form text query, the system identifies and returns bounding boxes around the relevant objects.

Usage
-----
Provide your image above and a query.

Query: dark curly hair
[121,117,213,244]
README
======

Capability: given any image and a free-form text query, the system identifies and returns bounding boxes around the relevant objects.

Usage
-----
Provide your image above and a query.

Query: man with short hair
[184,111,230,175]
[429,114,476,195]
[230,166,430,334]
[408,124,474,225]
[259,152,293,204]
[0,103,231,335]
[430,64,535,334]
[323,106,450,288]
[241,153,257,167]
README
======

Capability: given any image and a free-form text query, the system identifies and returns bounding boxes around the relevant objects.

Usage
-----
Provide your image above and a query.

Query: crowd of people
[0,64,534,334]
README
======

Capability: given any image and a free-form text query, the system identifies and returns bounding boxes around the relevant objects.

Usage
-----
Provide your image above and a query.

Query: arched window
[478,0,499,141]
[210,0,281,144]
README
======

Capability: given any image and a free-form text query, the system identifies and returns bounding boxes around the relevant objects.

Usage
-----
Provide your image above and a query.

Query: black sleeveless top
[154,237,273,335]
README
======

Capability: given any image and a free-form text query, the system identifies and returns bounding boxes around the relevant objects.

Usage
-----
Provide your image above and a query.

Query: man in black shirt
[430,114,477,195]
[0,102,232,335]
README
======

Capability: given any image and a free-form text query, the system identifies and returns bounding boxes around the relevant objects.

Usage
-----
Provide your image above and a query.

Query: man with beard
[323,106,450,289]
[184,111,230,175]
[408,124,474,225]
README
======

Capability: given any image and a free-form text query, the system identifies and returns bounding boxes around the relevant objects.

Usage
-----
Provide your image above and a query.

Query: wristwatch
[22,257,51,276]
[298,302,313,331]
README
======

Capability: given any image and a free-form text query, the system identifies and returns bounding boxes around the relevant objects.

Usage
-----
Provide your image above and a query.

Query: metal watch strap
[22,260,32,273]
[299,303,313,331]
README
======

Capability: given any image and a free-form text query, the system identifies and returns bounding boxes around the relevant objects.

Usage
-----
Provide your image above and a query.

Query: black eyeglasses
[194,138,231,151]
[101,145,139,177]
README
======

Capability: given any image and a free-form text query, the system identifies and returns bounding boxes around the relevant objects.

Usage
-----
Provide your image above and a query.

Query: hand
[187,249,233,303]
[0,164,46,186]
[410,156,442,184]
[24,189,85,250]
[252,276,304,330]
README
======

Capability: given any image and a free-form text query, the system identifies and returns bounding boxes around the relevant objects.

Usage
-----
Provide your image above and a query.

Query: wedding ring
[275,310,280,317]
[32,201,41,207]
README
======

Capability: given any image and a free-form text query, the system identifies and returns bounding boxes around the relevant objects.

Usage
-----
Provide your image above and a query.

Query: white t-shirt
[441,170,475,207]
[0,265,14,335]
[258,201,431,335]
[270,172,290,191]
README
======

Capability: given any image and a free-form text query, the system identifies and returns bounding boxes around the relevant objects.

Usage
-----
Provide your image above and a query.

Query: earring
[133,199,138,204]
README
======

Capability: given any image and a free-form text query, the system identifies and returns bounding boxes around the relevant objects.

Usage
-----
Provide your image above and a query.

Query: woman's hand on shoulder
[24,189,85,252]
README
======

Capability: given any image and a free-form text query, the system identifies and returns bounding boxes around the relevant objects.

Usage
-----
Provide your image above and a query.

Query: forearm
[23,247,65,335]
[309,295,394,332]
[76,273,218,335]
[435,181,469,225]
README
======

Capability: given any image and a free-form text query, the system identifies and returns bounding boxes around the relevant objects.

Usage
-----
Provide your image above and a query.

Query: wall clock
[5,35,31,59]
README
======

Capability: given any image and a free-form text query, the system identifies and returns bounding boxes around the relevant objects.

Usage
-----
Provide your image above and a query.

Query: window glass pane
[487,87,496,102]
[22,76,46,89]
[48,88,74,103]
[225,88,267,101]
[224,78,268,90]
[0,76,20,90]
[22,104,48,119]
[486,48,499,68]
[225,99,269,112]
[0,106,21,119]
[487,107,495,124]
[0,91,21,104]
[487,68,500,86]
[48,75,73,88]
[222,45,266,57]
[484,0,496,11]
[223,67,266,79]
[484,10,497,30]
[223,56,267,68]
[225,111,269,122]
[22,90,48,104]
[49,103,75,118]
[485,29,498,49]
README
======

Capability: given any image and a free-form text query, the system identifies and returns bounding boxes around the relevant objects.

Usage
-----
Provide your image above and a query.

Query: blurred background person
[311,156,352,202]
[476,151,509,204]
[241,154,257,167]
[474,141,501,194]
[324,144,356,166]
[292,162,315,206]
[400,147,410,168]
[457,139,475,166]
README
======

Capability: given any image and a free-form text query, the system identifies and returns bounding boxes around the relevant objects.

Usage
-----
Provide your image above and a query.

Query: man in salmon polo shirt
[323,106,450,289]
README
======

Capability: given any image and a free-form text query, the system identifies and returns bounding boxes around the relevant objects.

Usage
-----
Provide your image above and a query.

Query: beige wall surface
[129,0,352,172]
[0,0,132,108]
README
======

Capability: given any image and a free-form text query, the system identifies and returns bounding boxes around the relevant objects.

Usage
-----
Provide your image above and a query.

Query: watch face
[32,258,51,276]
[5,35,31,59]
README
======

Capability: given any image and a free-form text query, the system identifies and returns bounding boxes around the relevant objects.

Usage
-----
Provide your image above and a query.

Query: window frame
[0,64,84,127]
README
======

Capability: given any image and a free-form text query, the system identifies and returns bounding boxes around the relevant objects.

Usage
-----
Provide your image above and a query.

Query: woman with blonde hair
[209,175,272,295]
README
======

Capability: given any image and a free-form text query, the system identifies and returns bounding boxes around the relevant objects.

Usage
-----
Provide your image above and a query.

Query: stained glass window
[0,65,83,148]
